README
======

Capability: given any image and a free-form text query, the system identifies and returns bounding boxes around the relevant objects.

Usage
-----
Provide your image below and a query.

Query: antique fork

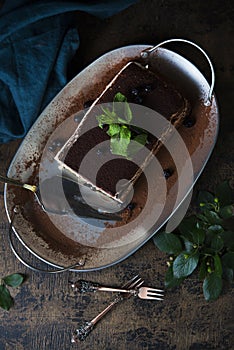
[71,280,164,301]
[71,275,144,342]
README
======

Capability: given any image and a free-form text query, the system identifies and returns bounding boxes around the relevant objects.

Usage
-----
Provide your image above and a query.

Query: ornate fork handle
[71,279,137,294]
[72,294,123,342]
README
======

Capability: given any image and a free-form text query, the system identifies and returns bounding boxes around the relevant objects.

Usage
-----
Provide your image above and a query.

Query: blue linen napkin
[0,0,137,143]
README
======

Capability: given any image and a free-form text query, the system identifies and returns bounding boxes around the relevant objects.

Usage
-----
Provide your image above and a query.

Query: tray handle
[141,38,215,105]
[8,206,85,274]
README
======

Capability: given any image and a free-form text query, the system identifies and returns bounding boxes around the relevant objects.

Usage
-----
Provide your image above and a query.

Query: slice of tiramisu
[55,61,190,212]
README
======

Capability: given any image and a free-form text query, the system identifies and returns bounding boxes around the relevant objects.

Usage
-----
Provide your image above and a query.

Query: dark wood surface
[0,1,234,349]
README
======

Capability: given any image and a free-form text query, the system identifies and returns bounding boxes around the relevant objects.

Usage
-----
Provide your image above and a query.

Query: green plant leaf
[0,285,14,310]
[197,213,209,223]
[220,230,234,251]
[207,225,224,234]
[219,205,234,219]
[179,216,205,245]
[211,235,224,252]
[165,265,184,288]
[199,259,208,280]
[3,274,24,288]
[221,252,234,270]
[203,272,222,301]
[178,216,197,241]
[190,227,206,245]
[213,254,222,276]
[222,217,234,231]
[215,180,234,206]
[173,252,199,278]
[153,231,183,254]
[197,190,215,207]
[203,210,223,225]
[182,238,195,253]
[222,267,233,282]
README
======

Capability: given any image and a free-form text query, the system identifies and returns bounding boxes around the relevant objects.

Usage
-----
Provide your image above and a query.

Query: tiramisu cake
[55,61,190,212]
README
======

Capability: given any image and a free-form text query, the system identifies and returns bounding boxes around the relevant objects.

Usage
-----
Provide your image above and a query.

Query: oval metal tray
[4,43,219,272]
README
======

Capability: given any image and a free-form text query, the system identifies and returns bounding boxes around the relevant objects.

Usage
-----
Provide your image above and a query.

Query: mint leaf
[124,101,133,123]
[127,133,148,158]
[107,123,121,137]
[96,92,148,158]
[153,231,183,254]
[113,93,132,124]
[110,126,131,157]
[120,125,131,150]
[173,252,199,278]
[203,272,222,301]
[0,285,14,310]
[113,92,127,102]
[96,109,117,128]
[3,273,24,287]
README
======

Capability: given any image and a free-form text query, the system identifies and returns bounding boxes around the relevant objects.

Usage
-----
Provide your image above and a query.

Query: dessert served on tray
[55,61,190,212]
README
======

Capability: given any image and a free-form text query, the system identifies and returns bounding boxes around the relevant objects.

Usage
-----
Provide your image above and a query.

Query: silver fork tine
[127,277,143,289]
[145,288,164,293]
[147,290,164,297]
[147,288,164,293]
[124,275,140,288]
[144,295,164,301]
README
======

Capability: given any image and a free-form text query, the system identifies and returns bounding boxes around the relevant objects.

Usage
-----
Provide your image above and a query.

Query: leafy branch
[0,273,25,310]
[153,180,234,301]
[96,92,148,158]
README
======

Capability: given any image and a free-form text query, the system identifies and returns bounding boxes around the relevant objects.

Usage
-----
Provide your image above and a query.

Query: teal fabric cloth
[0,0,137,143]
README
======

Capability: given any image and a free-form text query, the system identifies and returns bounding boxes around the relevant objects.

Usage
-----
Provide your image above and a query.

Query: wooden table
[0,1,233,349]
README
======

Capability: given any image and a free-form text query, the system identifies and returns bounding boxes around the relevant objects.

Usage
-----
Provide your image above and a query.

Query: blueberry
[127,202,136,211]
[130,88,139,96]
[183,117,196,128]
[83,100,94,109]
[142,84,153,93]
[163,168,173,179]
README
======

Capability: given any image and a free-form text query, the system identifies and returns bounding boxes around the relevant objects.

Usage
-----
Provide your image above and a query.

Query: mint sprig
[96,92,147,158]
[0,273,25,310]
[153,180,234,301]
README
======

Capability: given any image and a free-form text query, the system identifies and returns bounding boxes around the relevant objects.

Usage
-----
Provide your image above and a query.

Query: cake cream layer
[55,62,190,211]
